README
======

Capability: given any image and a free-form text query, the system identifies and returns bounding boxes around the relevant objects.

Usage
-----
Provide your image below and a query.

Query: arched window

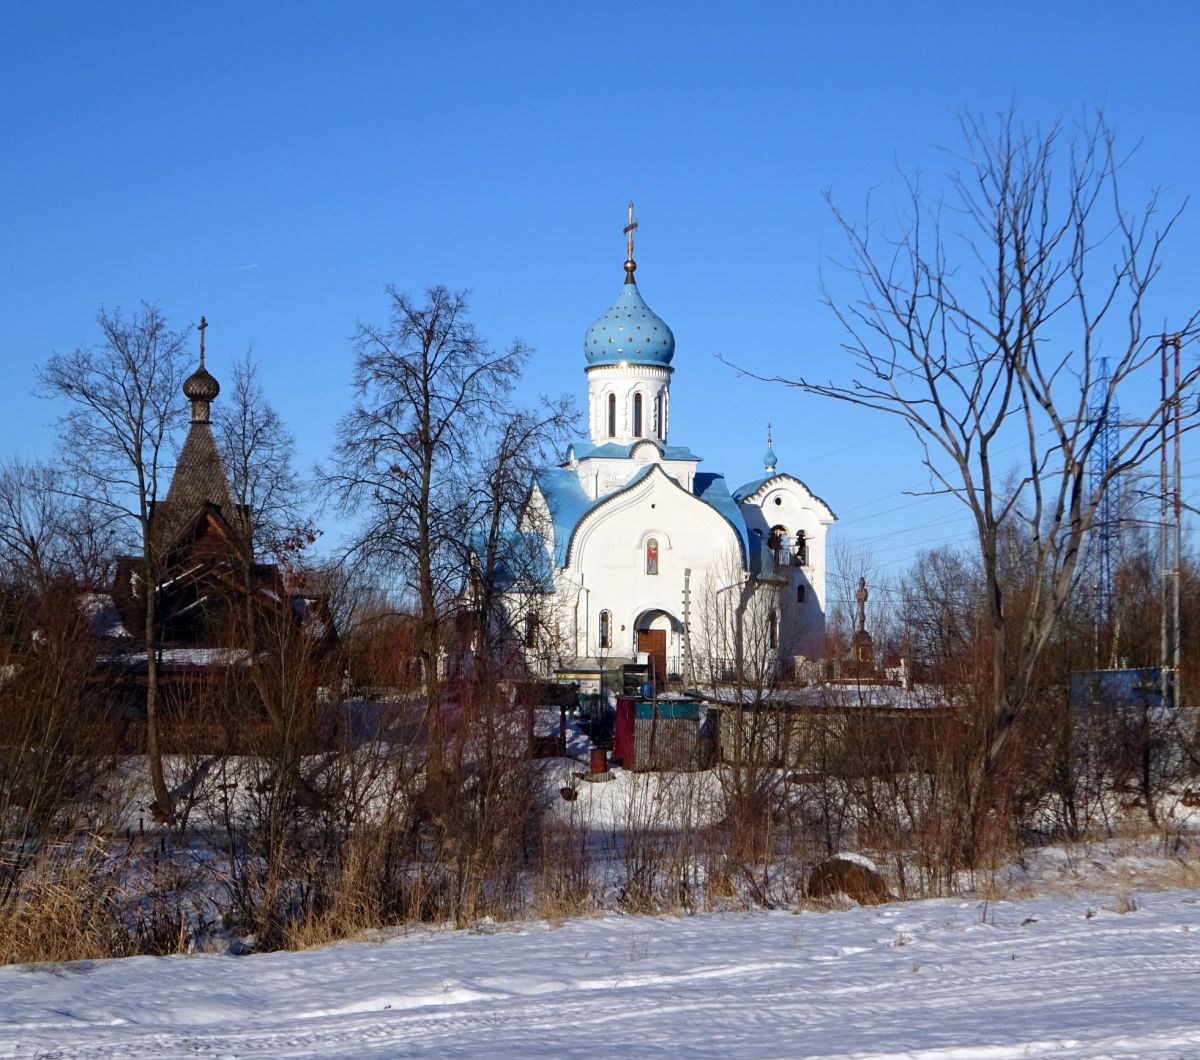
[768,609,779,649]
[633,393,643,437]
[607,393,616,438]
[645,537,659,576]
[524,612,538,648]
[655,393,663,438]
[768,525,790,566]
[797,584,806,604]
[598,609,611,650]
[795,530,808,567]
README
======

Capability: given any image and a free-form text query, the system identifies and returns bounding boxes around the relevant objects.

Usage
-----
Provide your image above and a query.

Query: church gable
[733,472,837,524]
[567,464,741,569]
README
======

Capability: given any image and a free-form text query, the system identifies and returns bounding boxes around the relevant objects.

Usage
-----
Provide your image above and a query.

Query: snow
[79,592,130,639]
[831,850,879,870]
[549,759,725,831]
[701,682,950,711]
[3,887,1199,1058]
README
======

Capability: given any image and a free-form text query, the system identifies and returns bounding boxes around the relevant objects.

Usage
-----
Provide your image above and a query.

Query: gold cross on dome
[624,201,638,261]
[198,315,208,366]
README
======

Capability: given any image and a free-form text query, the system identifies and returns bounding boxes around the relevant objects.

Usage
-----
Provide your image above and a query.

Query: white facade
[512,243,835,682]
[586,363,672,445]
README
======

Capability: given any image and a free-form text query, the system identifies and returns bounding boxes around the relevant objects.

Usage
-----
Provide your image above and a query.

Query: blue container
[635,701,700,721]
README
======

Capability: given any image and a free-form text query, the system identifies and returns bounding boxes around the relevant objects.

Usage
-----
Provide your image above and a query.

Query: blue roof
[534,468,596,567]
[733,476,773,502]
[695,472,750,562]
[568,439,702,462]
[584,279,675,367]
[473,529,555,592]
[492,535,552,593]
[535,464,749,568]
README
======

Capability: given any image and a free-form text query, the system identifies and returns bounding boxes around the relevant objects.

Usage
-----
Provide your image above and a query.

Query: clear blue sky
[3,2,1198,581]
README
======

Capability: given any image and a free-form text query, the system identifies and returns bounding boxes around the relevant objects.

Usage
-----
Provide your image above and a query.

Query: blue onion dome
[763,425,778,471]
[584,263,676,367]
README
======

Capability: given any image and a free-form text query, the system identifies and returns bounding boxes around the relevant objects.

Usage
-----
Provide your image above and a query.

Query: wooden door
[637,629,667,687]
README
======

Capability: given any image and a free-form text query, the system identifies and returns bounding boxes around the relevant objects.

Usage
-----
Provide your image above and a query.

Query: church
[512,209,836,688]
[96,320,335,728]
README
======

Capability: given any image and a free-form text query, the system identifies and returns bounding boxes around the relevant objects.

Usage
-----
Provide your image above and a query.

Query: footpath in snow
[2,888,1199,1058]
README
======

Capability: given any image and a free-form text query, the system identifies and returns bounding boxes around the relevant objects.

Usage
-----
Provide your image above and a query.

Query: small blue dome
[763,447,778,471]
[584,276,675,367]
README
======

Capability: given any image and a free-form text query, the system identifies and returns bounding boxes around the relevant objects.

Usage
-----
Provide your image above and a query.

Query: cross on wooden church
[197,315,208,366]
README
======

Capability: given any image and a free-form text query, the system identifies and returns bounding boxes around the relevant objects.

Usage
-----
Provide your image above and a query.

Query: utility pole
[1173,334,1183,710]
[1087,356,1120,665]
[682,567,694,690]
[1160,337,1170,711]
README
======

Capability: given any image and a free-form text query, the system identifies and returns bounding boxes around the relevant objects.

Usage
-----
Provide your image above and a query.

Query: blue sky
[3,2,1198,581]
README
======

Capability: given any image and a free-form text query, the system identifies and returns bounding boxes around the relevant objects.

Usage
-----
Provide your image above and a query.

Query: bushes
[2,635,1198,965]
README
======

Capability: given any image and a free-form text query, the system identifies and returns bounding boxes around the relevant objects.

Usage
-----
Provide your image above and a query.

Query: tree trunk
[142,546,174,825]
[417,440,443,786]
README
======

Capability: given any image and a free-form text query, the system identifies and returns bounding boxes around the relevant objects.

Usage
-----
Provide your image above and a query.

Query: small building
[706,682,956,778]
[612,695,702,771]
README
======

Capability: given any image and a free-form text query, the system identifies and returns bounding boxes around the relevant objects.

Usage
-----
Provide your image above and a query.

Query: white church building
[512,213,835,686]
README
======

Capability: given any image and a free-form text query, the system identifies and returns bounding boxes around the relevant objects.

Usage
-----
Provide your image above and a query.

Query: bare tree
[214,351,311,562]
[0,461,120,901]
[466,399,574,684]
[693,547,793,772]
[208,347,331,775]
[323,286,526,781]
[743,110,1200,855]
[0,459,118,593]
[37,304,190,823]
[825,537,891,668]
[900,544,987,680]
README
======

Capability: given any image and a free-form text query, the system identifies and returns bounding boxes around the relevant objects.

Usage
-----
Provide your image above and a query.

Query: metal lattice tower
[1088,356,1121,632]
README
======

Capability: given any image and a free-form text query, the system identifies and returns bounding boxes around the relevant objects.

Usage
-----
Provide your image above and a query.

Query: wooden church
[98,320,334,728]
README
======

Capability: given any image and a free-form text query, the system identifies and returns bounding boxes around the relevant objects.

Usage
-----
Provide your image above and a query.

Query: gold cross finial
[198,315,208,366]
[623,200,638,262]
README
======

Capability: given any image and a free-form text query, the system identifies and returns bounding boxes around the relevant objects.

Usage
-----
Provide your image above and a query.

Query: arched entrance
[634,608,679,687]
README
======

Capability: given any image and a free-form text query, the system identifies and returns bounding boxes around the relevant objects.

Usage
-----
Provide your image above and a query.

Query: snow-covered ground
[3,883,1199,1058]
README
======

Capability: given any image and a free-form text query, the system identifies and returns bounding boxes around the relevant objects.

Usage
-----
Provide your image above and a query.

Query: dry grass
[0,844,125,966]
[969,826,1200,903]
[280,838,397,951]
[1110,893,1140,914]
